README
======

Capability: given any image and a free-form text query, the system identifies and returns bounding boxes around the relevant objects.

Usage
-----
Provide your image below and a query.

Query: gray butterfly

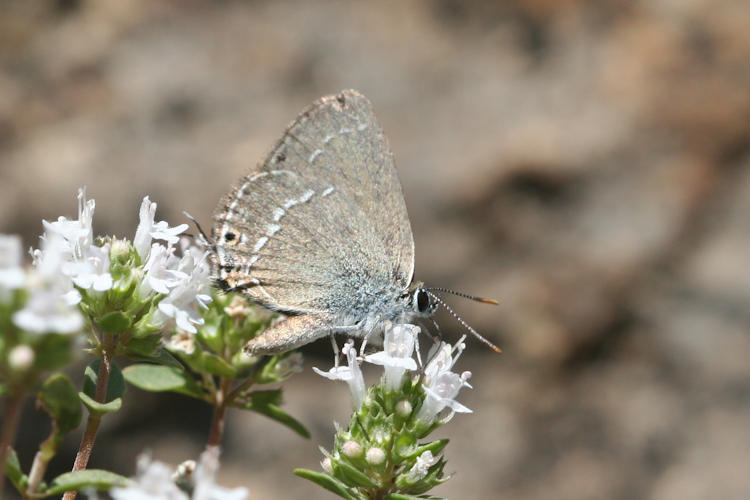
[212,90,498,355]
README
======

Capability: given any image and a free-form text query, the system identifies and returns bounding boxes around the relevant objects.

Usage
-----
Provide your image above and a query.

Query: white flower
[141,244,186,296]
[0,234,25,301]
[42,187,95,260]
[110,454,187,500]
[12,234,83,334]
[111,449,247,500]
[31,233,82,305]
[313,340,366,409]
[175,244,212,309]
[134,196,158,260]
[134,196,189,260]
[193,447,248,500]
[403,450,439,482]
[12,286,84,334]
[36,188,116,295]
[153,246,212,334]
[415,337,472,424]
[64,243,113,292]
[364,322,419,390]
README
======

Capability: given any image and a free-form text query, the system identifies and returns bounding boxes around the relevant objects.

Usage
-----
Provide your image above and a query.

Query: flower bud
[321,457,333,474]
[365,447,385,465]
[395,399,412,418]
[110,238,131,261]
[8,345,34,371]
[342,440,363,458]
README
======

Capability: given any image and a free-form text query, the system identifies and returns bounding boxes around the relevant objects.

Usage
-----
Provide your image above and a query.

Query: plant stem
[25,426,61,497]
[226,371,258,402]
[62,333,114,500]
[0,388,24,500]
[207,376,231,448]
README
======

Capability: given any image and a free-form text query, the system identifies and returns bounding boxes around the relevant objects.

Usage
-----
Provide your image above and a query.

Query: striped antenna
[426,290,502,354]
[425,287,499,305]
[183,211,215,251]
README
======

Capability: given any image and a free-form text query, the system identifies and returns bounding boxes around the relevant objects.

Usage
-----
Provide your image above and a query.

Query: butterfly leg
[358,318,384,357]
[330,332,340,368]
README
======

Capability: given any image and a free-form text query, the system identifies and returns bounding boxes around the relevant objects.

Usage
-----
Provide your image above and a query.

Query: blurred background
[2,0,750,498]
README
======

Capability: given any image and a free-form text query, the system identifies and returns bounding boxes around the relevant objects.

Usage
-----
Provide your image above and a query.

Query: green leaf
[122,364,205,399]
[197,320,224,353]
[400,439,449,461]
[83,360,126,402]
[38,374,82,434]
[238,390,309,438]
[5,448,28,492]
[293,469,359,500]
[386,495,446,500]
[124,333,162,355]
[201,352,237,377]
[44,469,130,495]
[127,346,183,369]
[97,311,132,334]
[335,460,379,489]
[78,392,122,414]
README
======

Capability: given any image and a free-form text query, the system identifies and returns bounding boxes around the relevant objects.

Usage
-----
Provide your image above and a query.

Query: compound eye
[416,289,430,313]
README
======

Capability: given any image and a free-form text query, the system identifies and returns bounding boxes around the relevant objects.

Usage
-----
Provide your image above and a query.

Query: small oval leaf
[122,364,205,399]
[78,392,122,414]
[123,364,189,391]
[38,374,82,434]
[83,360,126,402]
[45,469,130,495]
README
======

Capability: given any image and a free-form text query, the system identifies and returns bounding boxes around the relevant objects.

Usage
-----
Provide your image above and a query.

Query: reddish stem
[62,334,114,500]
[207,377,231,448]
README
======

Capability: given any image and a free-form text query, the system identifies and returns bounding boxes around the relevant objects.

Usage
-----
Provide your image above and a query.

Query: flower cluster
[0,231,83,386]
[110,447,248,500]
[2,187,213,354]
[298,322,472,498]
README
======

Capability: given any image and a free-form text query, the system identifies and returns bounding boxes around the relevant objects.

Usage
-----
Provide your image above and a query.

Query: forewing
[213,90,414,314]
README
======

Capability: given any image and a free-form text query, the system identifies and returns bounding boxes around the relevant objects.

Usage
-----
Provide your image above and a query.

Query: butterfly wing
[213,90,415,316]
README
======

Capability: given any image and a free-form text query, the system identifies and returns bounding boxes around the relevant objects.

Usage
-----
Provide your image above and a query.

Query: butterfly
[211,90,498,355]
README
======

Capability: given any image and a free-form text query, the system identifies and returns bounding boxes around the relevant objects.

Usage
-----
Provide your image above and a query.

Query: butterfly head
[405,285,502,354]
[403,282,438,318]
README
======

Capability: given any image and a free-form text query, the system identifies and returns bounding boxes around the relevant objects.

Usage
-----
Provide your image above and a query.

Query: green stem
[62,333,114,500]
[0,387,25,500]
[25,425,62,497]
